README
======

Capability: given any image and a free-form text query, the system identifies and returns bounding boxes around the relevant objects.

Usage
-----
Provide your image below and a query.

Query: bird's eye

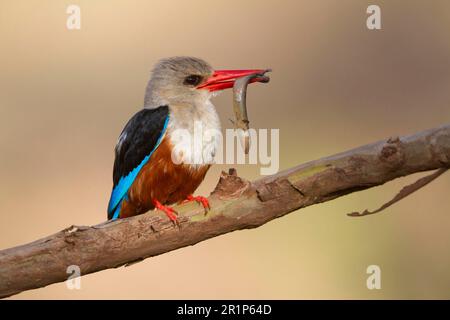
[183,75,203,86]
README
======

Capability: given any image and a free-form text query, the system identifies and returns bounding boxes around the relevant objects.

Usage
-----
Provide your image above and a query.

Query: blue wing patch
[107,106,170,220]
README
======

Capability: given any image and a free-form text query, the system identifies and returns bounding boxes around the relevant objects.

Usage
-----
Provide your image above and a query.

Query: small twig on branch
[348,167,448,217]
[0,123,449,298]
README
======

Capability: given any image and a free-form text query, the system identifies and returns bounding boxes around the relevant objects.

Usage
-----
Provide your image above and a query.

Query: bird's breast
[125,136,210,215]
[167,101,221,166]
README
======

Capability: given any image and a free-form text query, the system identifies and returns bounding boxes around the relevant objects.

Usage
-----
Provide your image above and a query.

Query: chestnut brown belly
[119,137,210,218]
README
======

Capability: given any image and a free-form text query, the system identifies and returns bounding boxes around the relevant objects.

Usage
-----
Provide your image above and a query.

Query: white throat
[167,96,221,167]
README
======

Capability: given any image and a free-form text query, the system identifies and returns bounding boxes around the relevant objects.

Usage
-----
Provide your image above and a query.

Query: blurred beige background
[1,0,450,299]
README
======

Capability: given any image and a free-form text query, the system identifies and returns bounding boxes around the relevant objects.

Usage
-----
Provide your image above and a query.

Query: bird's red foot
[152,199,178,223]
[185,195,210,211]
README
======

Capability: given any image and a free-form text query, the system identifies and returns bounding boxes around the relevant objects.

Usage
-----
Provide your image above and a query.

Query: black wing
[108,105,169,218]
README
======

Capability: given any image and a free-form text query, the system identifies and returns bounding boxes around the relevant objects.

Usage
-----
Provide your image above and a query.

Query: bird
[107,56,265,221]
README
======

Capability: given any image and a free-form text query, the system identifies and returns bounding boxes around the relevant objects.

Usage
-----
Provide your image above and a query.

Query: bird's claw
[153,200,178,224]
[186,195,210,211]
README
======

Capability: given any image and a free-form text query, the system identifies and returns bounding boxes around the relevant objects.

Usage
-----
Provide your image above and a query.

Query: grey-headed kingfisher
[107,57,266,221]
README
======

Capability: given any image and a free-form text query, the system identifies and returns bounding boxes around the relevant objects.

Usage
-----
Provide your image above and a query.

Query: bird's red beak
[197,69,268,91]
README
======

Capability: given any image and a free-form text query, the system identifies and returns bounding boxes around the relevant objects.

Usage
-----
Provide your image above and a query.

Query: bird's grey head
[144,56,214,108]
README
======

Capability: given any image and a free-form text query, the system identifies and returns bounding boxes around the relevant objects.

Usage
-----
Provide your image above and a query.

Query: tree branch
[1,124,449,298]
